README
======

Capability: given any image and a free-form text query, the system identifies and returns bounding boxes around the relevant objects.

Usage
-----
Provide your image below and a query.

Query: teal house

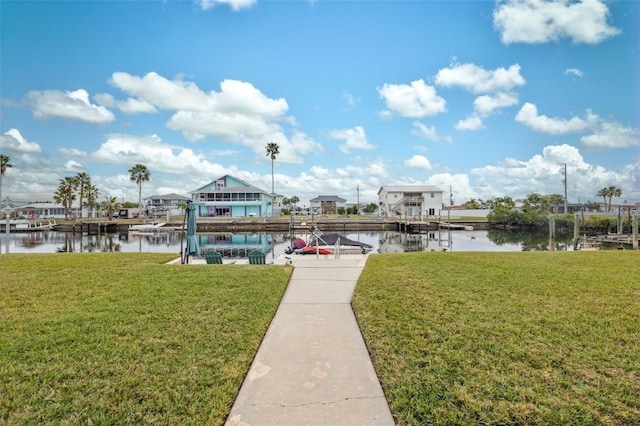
[190,175,275,218]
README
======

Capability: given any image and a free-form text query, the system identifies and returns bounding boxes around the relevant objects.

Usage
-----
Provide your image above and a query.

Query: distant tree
[523,193,549,214]
[607,186,622,211]
[596,187,608,211]
[289,196,300,210]
[464,198,481,209]
[488,196,516,211]
[74,172,91,219]
[363,202,378,214]
[177,201,188,217]
[54,176,77,219]
[85,183,100,218]
[597,186,622,212]
[101,195,121,221]
[265,142,279,217]
[0,154,12,207]
[128,164,150,218]
[546,194,565,214]
[586,201,601,212]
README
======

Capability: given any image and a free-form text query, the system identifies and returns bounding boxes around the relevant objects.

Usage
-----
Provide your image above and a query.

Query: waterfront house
[310,195,347,215]
[16,202,68,219]
[378,185,444,219]
[190,175,279,218]
[144,193,190,217]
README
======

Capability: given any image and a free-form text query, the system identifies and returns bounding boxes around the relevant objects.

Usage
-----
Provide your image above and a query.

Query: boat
[128,222,175,235]
[285,226,373,255]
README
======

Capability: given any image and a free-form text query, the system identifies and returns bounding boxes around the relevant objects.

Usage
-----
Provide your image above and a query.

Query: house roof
[377,185,444,195]
[310,195,347,202]
[190,175,270,194]
[18,202,65,209]
[145,193,190,201]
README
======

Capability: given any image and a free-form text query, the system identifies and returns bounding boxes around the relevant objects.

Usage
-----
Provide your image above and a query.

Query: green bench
[204,251,223,264]
[248,251,266,265]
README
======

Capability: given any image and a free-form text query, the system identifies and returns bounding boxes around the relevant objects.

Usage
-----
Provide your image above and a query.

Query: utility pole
[356,185,360,215]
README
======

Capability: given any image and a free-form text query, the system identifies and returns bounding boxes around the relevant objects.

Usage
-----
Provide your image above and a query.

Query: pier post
[573,213,580,240]
[617,207,622,235]
[633,215,638,250]
[549,217,556,251]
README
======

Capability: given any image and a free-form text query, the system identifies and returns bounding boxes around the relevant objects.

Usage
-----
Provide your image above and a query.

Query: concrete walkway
[226,255,395,426]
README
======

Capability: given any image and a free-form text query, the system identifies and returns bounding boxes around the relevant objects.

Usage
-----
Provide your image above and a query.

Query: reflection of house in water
[197,233,275,257]
[378,231,450,253]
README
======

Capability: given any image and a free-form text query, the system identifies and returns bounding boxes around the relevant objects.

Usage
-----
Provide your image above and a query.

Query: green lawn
[0,253,291,425]
[353,251,640,425]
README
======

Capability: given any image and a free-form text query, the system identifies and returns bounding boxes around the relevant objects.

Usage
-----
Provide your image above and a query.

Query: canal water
[0,229,577,257]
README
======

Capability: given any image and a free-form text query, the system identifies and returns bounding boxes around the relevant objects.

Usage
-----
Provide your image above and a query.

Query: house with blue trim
[190,175,280,218]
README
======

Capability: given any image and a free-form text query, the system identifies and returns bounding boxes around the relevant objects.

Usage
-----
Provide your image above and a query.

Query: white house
[309,195,347,214]
[378,185,444,219]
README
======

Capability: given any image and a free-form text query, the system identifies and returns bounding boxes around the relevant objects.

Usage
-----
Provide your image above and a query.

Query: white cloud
[0,129,42,154]
[378,79,446,118]
[471,144,633,201]
[89,133,225,178]
[94,93,115,107]
[27,89,115,124]
[581,122,639,149]
[412,122,452,143]
[516,103,639,149]
[564,68,585,77]
[493,0,621,45]
[117,98,158,114]
[329,126,375,154]
[342,92,360,109]
[435,63,525,94]
[404,154,433,170]
[198,0,256,11]
[455,115,485,131]
[473,92,519,116]
[515,102,597,134]
[110,72,320,163]
[425,173,475,205]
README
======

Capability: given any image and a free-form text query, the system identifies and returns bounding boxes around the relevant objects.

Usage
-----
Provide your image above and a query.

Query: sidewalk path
[226,256,395,426]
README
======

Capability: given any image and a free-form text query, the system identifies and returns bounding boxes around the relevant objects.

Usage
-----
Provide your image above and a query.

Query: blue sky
[1,0,638,208]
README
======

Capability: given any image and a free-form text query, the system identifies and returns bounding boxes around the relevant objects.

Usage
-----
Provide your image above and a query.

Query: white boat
[128,222,173,234]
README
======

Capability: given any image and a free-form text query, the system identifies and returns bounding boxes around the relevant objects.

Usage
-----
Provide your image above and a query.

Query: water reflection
[1,229,576,255]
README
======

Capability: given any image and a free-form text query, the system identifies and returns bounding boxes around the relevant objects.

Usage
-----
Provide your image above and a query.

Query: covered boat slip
[286,226,374,256]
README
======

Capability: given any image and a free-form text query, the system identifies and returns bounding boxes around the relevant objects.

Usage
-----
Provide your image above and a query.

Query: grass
[0,253,291,425]
[353,251,640,425]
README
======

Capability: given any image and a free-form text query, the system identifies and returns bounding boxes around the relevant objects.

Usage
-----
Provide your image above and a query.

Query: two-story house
[190,175,279,218]
[309,195,347,215]
[144,193,191,217]
[378,185,444,219]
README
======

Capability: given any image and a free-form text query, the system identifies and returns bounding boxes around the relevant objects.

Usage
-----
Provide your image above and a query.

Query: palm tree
[597,186,623,212]
[0,154,12,208]
[265,142,279,217]
[128,164,150,219]
[54,177,77,219]
[101,195,120,221]
[606,186,622,212]
[85,183,100,219]
[74,172,91,219]
[546,194,565,214]
[177,201,188,217]
[596,187,609,211]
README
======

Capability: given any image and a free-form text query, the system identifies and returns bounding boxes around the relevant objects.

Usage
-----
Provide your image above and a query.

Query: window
[430,193,434,198]
[429,208,435,216]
